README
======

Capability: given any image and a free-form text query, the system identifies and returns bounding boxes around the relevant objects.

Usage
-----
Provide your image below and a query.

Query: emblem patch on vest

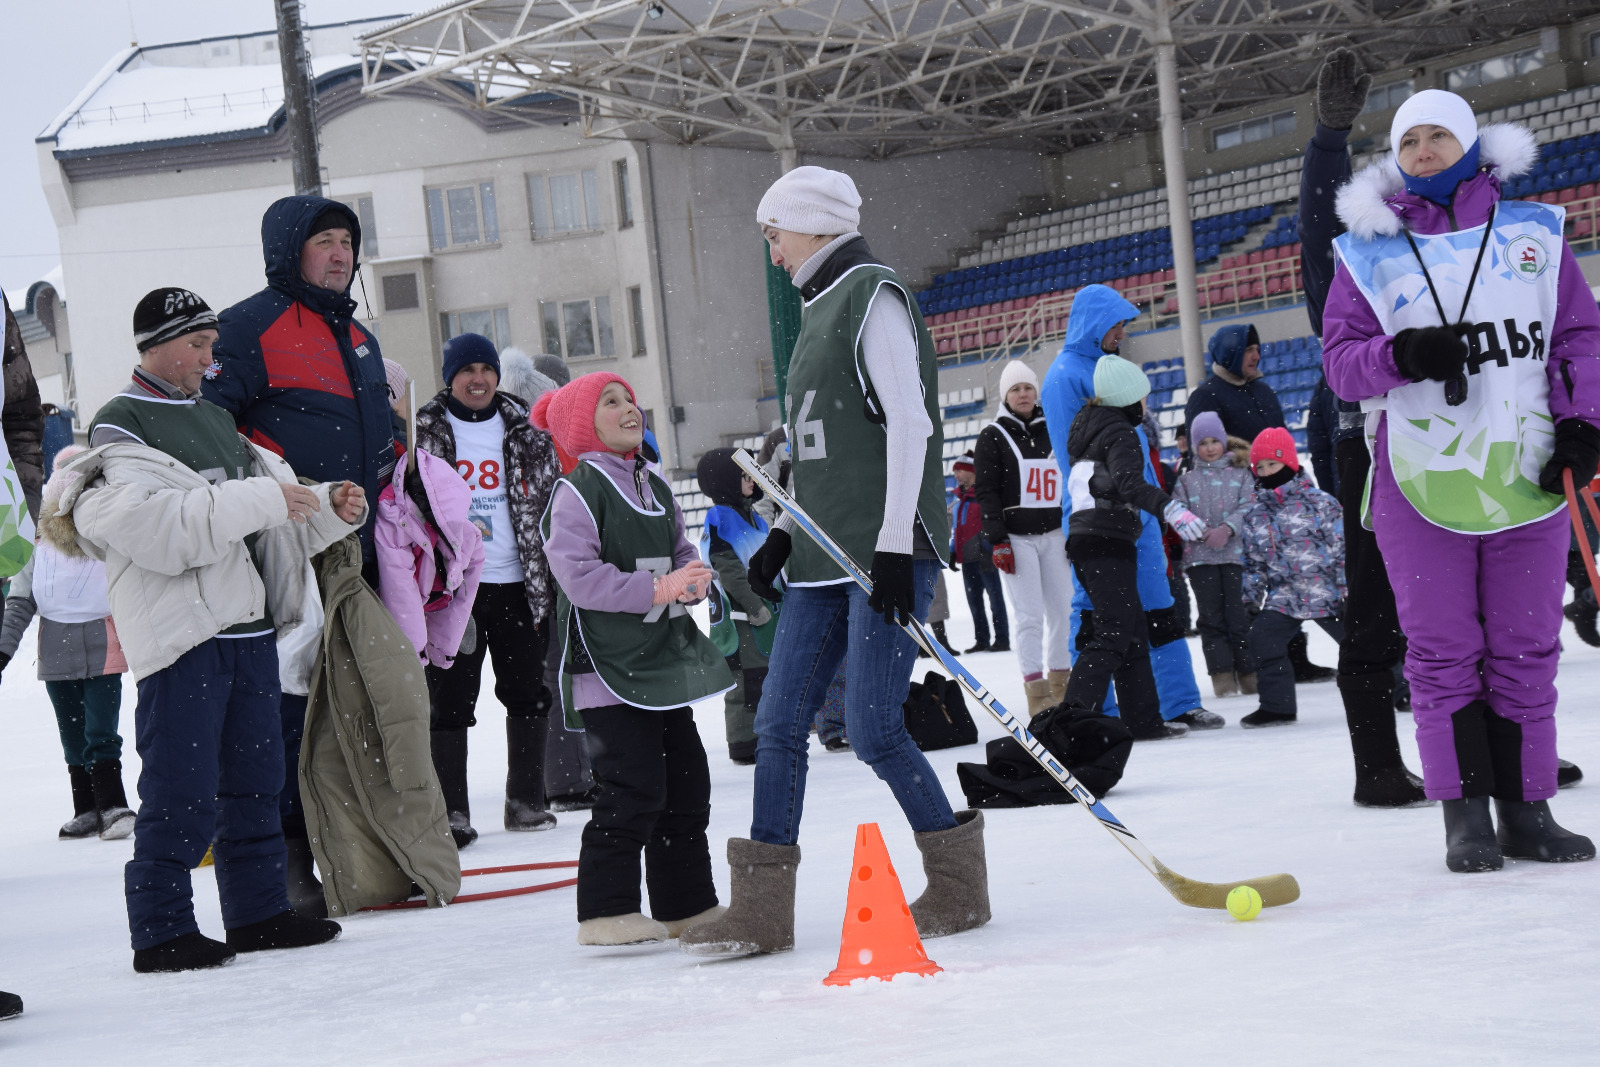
[1506,235,1549,282]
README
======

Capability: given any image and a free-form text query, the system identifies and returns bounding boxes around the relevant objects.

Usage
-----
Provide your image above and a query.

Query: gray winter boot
[908,810,992,939]
[678,838,800,957]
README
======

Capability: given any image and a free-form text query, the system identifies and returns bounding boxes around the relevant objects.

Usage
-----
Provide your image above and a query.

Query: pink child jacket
[375,447,485,667]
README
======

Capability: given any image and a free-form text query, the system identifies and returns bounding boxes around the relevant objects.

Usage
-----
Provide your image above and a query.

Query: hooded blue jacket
[205,196,395,550]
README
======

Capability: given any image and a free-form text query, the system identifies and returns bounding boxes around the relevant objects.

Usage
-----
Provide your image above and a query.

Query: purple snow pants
[1371,436,1566,801]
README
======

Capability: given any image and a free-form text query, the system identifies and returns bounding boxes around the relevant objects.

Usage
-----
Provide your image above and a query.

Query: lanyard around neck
[1401,205,1495,328]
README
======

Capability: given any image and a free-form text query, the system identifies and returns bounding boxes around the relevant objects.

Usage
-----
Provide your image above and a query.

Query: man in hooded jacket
[1183,324,1286,446]
[1040,284,1216,730]
[205,195,399,915]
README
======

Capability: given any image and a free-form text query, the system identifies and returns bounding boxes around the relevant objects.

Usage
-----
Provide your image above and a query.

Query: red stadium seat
[1579,183,1597,200]
[1247,251,1264,265]
[1560,187,1578,204]
[1575,215,1595,239]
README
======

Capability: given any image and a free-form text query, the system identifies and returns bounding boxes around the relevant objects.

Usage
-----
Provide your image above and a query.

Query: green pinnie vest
[541,460,733,725]
[783,264,950,584]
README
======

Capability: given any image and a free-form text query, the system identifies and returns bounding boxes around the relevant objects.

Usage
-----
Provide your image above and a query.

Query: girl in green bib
[535,373,734,947]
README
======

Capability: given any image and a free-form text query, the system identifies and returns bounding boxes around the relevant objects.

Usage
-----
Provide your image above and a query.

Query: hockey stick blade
[733,449,1299,910]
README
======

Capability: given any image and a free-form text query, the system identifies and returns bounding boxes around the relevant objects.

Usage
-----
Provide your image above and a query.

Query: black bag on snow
[956,703,1134,808]
[902,671,978,751]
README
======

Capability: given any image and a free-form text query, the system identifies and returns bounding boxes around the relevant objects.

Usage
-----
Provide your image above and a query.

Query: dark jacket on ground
[414,389,560,623]
[204,196,395,548]
[2,298,45,517]
[1184,325,1285,445]
[1065,403,1172,554]
[974,404,1061,542]
[1298,122,1365,452]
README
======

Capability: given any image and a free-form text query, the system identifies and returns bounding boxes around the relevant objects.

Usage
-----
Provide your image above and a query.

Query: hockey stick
[733,449,1300,910]
[1564,468,1600,595]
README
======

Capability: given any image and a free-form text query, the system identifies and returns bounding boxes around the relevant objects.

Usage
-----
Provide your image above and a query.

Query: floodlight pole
[275,0,322,196]
[1155,0,1203,389]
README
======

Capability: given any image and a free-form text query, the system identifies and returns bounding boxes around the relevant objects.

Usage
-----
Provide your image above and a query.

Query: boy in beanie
[696,448,778,763]
[66,287,360,972]
[535,373,733,946]
[413,332,562,845]
[1238,429,1346,728]
[1061,355,1208,740]
[1172,411,1257,699]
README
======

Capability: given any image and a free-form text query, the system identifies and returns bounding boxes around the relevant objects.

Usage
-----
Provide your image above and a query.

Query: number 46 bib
[988,420,1058,509]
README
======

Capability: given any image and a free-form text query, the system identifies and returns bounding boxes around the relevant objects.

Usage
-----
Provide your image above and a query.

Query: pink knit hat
[1249,427,1299,472]
[531,372,637,458]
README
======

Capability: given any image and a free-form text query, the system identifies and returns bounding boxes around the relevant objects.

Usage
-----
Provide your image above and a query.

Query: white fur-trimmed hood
[1334,123,1539,239]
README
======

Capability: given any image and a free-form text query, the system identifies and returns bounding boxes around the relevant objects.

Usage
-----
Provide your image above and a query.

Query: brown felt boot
[1237,672,1259,695]
[1023,678,1056,716]
[909,810,991,939]
[1046,669,1072,705]
[679,838,800,957]
[1211,672,1240,698]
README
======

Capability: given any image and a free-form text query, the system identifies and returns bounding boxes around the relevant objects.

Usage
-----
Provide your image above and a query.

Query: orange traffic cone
[823,823,941,986]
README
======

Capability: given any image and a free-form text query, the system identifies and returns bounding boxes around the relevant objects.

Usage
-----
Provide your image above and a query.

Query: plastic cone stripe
[823,823,941,986]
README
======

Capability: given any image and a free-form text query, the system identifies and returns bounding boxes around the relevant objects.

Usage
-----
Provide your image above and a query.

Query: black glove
[866,551,915,626]
[532,684,555,716]
[747,528,791,602]
[1316,47,1372,131]
[1539,419,1600,494]
[1391,325,1469,383]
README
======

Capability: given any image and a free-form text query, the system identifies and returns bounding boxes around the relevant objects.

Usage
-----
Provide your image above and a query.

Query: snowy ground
[3,588,1599,1066]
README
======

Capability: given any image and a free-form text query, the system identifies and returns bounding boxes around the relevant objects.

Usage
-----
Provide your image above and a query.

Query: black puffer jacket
[415,390,561,622]
[974,405,1060,541]
[1065,403,1172,549]
[2,299,44,517]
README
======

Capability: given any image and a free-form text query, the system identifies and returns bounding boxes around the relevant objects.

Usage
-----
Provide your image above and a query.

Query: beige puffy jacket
[38,440,363,680]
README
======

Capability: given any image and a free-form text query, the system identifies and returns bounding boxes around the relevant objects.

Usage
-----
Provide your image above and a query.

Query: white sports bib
[988,420,1059,510]
[1333,199,1565,533]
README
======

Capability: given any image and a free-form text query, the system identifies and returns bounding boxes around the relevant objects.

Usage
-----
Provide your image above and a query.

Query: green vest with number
[542,461,733,725]
[783,264,950,585]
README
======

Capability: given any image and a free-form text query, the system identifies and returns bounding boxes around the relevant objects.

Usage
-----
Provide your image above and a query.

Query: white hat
[756,166,862,236]
[997,360,1039,400]
[1390,89,1479,161]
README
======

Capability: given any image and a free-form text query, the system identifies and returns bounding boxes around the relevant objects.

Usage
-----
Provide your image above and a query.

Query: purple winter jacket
[544,450,704,710]
[375,447,485,668]
[1322,124,1600,508]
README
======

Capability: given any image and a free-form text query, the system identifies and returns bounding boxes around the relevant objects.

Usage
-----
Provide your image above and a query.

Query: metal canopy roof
[357,0,1592,158]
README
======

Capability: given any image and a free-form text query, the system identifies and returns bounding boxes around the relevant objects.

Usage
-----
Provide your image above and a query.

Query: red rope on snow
[361,859,579,911]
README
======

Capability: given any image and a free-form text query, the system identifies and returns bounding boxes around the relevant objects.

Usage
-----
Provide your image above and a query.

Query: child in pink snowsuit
[375,447,484,668]
[1323,90,1600,872]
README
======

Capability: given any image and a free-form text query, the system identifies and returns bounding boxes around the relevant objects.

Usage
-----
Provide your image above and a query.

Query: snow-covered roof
[39,17,402,154]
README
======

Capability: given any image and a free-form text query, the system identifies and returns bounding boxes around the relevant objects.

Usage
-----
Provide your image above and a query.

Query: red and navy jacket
[204,195,397,551]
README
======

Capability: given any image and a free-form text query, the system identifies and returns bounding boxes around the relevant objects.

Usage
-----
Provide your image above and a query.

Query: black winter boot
[1339,671,1427,807]
[90,759,136,840]
[283,834,328,918]
[1494,799,1596,863]
[431,728,476,848]
[1558,759,1584,789]
[1564,588,1600,647]
[505,716,556,832]
[1288,631,1335,683]
[0,990,20,1018]
[1442,797,1503,873]
[1354,767,1431,808]
[226,910,341,953]
[59,765,99,839]
[133,932,236,973]
[1240,709,1297,729]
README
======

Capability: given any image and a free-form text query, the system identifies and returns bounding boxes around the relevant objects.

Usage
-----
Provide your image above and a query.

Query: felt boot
[1237,672,1259,695]
[659,904,728,939]
[908,810,991,939]
[226,910,341,953]
[1046,669,1072,705]
[59,765,99,839]
[577,913,670,946]
[1023,678,1055,716]
[1442,797,1503,873]
[1211,671,1240,698]
[679,838,800,956]
[132,933,236,974]
[1494,800,1596,863]
[284,834,328,919]
[505,716,556,831]
[91,759,136,841]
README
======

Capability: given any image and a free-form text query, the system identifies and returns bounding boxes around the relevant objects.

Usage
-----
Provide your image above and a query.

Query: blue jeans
[751,560,957,845]
[125,636,290,950]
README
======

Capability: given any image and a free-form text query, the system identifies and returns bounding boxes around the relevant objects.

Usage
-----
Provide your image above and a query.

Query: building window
[425,182,499,250]
[1591,30,1600,58]
[381,273,420,312]
[627,285,646,355]
[1361,80,1414,116]
[1446,48,1543,91]
[350,195,379,258]
[440,307,511,349]
[528,170,602,239]
[541,296,616,360]
[1211,109,1296,151]
[615,160,634,229]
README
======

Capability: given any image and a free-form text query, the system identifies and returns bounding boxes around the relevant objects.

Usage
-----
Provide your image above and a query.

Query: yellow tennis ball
[1227,885,1263,921]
